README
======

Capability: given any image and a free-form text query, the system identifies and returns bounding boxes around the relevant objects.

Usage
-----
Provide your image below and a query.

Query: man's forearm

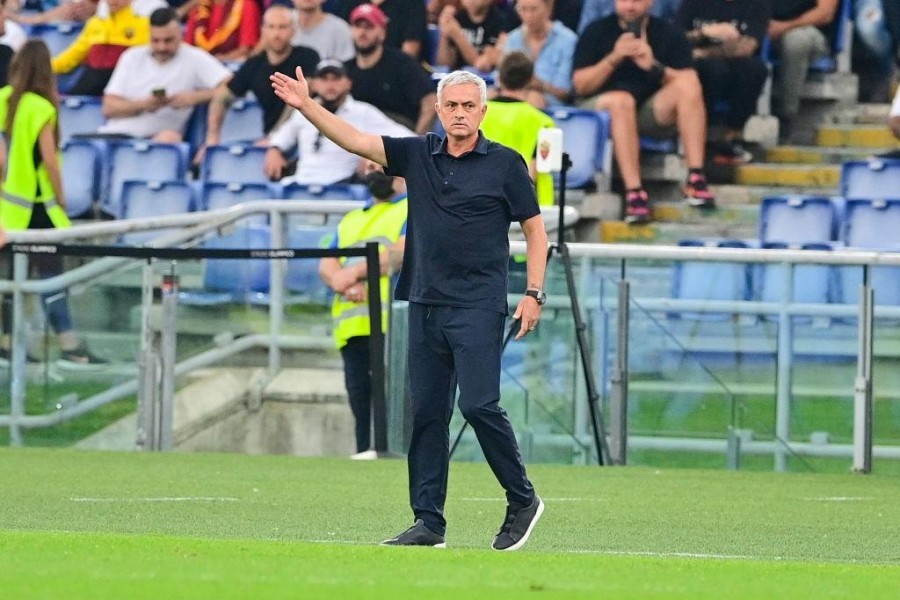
[522,216,548,290]
[103,95,145,119]
[206,87,235,143]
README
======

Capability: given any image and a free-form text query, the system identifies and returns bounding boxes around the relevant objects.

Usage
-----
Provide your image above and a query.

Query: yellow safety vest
[332,198,408,349]
[0,87,71,231]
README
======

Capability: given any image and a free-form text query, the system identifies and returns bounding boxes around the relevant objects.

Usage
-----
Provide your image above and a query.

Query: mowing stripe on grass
[70,496,241,503]
[460,497,606,502]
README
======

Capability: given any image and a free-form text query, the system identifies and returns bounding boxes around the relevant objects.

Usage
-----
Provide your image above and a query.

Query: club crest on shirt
[125,28,135,39]
[538,138,551,161]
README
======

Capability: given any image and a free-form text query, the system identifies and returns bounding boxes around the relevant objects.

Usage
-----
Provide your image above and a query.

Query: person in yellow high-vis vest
[0,39,106,368]
[319,162,407,454]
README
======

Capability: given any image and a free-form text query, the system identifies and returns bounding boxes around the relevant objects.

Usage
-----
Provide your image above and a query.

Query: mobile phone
[625,19,642,38]
[152,87,166,98]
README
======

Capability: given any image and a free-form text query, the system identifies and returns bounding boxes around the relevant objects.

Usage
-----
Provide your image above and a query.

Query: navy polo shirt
[383,132,541,313]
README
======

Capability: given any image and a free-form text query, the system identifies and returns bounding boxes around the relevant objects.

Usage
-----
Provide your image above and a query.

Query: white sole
[495,497,544,552]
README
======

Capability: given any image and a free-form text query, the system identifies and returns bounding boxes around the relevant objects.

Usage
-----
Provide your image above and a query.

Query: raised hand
[271,67,311,111]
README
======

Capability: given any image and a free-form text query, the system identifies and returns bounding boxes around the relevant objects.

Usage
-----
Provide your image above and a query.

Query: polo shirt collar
[432,131,489,156]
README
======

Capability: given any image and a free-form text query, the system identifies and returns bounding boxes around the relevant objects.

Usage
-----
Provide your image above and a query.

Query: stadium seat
[61,138,102,218]
[201,144,270,185]
[670,240,751,321]
[119,180,195,245]
[837,198,900,308]
[201,181,280,225]
[179,225,272,305]
[220,98,265,144]
[30,22,83,55]
[758,195,838,243]
[808,0,852,74]
[426,24,440,66]
[249,225,337,307]
[104,141,190,218]
[754,242,834,322]
[281,182,368,226]
[544,108,611,189]
[840,159,900,200]
[58,95,105,142]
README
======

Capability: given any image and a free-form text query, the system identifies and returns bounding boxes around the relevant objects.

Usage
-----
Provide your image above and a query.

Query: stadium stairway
[597,103,900,244]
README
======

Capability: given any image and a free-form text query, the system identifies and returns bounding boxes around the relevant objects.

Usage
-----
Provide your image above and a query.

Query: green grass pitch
[1,448,899,598]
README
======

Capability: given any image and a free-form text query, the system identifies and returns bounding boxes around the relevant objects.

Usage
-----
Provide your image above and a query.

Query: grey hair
[436,71,487,105]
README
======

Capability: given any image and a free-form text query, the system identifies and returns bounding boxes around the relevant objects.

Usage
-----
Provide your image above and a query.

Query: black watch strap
[525,289,547,305]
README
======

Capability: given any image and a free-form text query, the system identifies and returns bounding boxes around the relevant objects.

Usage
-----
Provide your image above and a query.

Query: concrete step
[735,163,840,188]
[651,201,759,227]
[827,103,892,126]
[713,184,839,205]
[599,219,757,244]
[816,125,900,149]
[765,145,883,165]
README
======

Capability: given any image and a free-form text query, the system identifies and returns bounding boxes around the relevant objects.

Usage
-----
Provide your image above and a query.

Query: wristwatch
[525,289,547,306]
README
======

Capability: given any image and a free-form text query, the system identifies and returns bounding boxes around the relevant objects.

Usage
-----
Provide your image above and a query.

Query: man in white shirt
[98,7,232,142]
[292,0,355,62]
[264,59,413,185]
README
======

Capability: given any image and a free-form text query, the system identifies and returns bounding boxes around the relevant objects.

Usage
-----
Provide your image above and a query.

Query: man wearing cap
[272,66,547,551]
[339,0,427,59]
[345,3,437,134]
[200,5,319,161]
[264,58,414,185]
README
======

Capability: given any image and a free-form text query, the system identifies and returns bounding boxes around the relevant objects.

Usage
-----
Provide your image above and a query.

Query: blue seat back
[755,243,834,319]
[202,144,269,185]
[671,240,751,321]
[842,198,900,248]
[105,141,189,217]
[58,95,105,142]
[544,108,610,188]
[203,225,272,294]
[220,98,265,144]
[30,22,83,55]
[119,180,195,244]
[759,195,837,243]
[61,138,101,218]
[202,181,279,225]
[840,159,900,200]
[285,226,337,303]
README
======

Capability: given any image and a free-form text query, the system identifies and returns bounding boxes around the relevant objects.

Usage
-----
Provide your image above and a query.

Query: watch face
[528,289,547,305]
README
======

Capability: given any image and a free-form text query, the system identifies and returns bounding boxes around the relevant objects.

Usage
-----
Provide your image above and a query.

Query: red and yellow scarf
[191,0,245,54]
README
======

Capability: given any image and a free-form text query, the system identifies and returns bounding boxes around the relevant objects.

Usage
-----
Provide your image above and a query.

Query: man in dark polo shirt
[201,5,319,157]
[573,0,714,224]
[271,67,548,552]
[344,3,437,134]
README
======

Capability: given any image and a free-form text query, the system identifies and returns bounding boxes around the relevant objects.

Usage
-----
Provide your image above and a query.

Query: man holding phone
[573,0,713,224]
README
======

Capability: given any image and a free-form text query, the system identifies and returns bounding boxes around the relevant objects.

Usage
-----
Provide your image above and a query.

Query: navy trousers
[406,302,534,536]
[341,336,372,453]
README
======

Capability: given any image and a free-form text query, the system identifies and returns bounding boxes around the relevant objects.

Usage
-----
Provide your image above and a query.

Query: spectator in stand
[852,0,896,102]
[12,0,166,26]
[481,51,555,205]
[183,0,262,61]
[676,0,769,166]
[200,5,319,161]
[50,0,150,96]
[769,0,839,143]
[339,0,427,59]
[345,4,437,134]
[577,0,682,33]
[98,7,232,142]
[292,0,355,61]
[0,0,17,86]
[264,58,413,185]
[572,0,713,225]
[500,0,576,108]
[435,0,512,72]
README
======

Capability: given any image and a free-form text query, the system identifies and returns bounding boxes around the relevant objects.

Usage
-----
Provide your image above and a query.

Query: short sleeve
[382,135,413,177]
[227,57,255,97]
[503,151,540,222]
[193,48,233,89]
[662,24,693,69]
[103,49,135,96]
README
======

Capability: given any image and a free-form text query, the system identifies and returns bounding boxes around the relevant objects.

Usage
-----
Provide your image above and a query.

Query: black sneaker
[492,495,544,551]
[57,346,109,370]
[712,139,753,166]
[380,519,446,548]
[0,348,41,366]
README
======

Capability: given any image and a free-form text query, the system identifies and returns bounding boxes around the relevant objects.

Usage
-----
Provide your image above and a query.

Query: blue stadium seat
[179,225,272,305]
[758,195,838,243]
[281,182,368,201]
[61,138,102,218]
[840,159,900,200]
[220,98,265,145]
[842,198,900,248]
[544,108,610,189]
[202,181,280,225]
[119,180,195,245]
[426,24,440,65]
[670,240,751,321]
[639,137,678,154]
[249,225,337,306]
[809,0,852,73]
[104,141,190,217]
[30,22,83,55]
[58,95,105,141]
[755,242,834,322]
[201,144,269,185]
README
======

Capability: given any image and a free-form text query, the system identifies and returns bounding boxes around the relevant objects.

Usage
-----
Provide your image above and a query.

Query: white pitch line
[69,497,240,503]
[802,497,874,502]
